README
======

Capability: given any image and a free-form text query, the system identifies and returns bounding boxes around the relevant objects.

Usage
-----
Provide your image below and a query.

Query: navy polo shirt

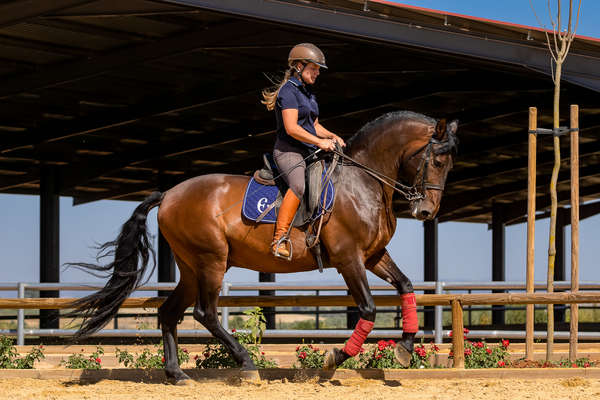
[275,76,319,150]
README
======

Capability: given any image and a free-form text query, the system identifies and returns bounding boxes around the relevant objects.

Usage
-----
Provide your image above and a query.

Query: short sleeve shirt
[275,76,319,150]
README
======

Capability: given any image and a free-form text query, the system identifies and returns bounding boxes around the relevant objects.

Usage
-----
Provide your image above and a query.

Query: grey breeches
[273,139,308,199]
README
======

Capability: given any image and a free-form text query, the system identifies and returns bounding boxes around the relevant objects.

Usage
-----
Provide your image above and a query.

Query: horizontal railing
[3,281,600,354]
[2,289,600,368]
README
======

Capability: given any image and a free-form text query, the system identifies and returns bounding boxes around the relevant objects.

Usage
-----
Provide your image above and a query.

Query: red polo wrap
[401,293,418,333]
[342,318,374,356]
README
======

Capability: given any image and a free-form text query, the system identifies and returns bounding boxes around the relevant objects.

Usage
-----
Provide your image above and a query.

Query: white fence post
[221,281,230,331]
[434,281,443,343]
[17,282,25,346]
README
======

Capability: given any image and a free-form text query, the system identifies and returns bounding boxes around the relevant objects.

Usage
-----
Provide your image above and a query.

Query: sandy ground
[2,377,600,400]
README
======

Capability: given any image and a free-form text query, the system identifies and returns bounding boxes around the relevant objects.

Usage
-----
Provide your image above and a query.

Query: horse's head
[405,119,458,221]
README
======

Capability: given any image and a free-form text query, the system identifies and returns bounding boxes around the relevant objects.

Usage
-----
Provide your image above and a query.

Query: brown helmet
[288,43,327,69]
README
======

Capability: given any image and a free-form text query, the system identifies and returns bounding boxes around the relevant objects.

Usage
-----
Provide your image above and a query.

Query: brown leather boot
[271,189,301,259]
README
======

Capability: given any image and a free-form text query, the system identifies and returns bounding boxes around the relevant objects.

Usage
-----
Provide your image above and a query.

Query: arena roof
[1,0,600,224]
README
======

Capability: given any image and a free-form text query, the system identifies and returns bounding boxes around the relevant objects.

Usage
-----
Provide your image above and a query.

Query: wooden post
[569,104,579,362]
[451,299,464,368]
[492,202,506,326]
[423,219,438,330]
[40,166,60,330]
[526,107,537,360]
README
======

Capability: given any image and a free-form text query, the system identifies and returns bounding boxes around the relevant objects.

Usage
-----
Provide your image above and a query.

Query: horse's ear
[447,119,459,135]
[434,118,447,139]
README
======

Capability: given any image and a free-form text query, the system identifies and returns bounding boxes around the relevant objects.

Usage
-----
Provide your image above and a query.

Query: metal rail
[3,280,600,345]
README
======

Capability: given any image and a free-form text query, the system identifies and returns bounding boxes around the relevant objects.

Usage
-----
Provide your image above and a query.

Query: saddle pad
[242,176,335,224]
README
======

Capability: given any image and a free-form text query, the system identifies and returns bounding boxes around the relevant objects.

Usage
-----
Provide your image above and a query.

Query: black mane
[347,111,437,150]
[347,111,458,154]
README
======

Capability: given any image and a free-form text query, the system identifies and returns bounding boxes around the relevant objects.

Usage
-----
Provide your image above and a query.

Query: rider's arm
[314,118,346,147]
[282,109,333,151]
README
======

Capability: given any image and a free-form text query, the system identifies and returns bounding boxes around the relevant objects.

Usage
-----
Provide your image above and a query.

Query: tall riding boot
[271,189,301,259]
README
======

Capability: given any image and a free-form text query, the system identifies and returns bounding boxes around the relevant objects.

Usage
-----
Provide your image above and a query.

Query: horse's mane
[346,111,438,152]
[347,111,458,152]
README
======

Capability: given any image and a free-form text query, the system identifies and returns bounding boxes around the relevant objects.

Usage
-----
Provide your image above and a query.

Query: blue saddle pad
[242,175,335,224]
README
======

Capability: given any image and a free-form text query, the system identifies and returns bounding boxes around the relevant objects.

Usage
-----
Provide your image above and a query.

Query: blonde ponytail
[261,68,294,111]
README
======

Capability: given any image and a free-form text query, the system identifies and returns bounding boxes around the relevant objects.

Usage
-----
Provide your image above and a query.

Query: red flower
[448,351,453,357]
[497,361,506,367]
[501,339,510,348]
[486,348,492,354]
[572,363,577,368]
[448,331,453,338]
[415,347,427,358]
[39,345,44,349]
[377,340,387,351]
[203,352,210,358]
[431,344,440,352]
[193,355,198,360]
[299,352,307,360]
[161,357,165,363]
[463,328,469,334]
[387,340,396,348]
[308,344,313,349]
[95,358,101,363]
[376,354,383,359]
[296,346,300,352]
[584,362,590,368]
[182,348,188,353]
[474,342,484,348]
[261,352,265,355]
[464,348,472,356]
[231,329,236,333]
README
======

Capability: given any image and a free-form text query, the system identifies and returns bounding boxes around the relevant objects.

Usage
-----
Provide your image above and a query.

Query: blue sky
[0,0,598,293]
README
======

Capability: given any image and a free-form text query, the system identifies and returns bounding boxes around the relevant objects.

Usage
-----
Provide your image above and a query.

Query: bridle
[333,134,453,202]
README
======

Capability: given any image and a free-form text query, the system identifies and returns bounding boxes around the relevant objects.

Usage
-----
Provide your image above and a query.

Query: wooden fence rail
[2,292,599,369]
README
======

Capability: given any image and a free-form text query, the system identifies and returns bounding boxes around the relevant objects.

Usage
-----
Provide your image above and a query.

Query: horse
[68,110,458,383]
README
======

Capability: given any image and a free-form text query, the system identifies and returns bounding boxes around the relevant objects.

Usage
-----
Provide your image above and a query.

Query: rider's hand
[317,138,336,152]
[333,135,346,148]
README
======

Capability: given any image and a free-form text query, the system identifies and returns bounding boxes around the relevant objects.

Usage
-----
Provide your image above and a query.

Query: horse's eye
[433,159,443,168]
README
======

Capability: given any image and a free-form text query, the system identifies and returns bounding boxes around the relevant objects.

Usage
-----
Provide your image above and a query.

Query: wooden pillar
[451,299,465,368]
[259,272,276,329]
[569,104,579,362]
[424,218,438,330]
[40,166,60,329]
[492,202,505,326]
[554,208,567,324]
[526,107,537,360]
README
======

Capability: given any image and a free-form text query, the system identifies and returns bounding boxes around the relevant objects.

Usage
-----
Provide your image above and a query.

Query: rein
[333,135,448,202]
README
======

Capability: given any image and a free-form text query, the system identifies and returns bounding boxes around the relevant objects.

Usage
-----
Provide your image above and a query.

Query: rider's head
[288,43,327,85]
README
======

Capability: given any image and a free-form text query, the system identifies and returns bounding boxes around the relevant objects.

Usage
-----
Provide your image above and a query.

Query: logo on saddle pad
[257,197,269,213]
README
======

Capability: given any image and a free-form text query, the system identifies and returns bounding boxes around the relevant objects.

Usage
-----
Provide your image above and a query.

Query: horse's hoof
[175,378,195,386]
[323,349,338,370]
[240,369,261,382]
[394,343,412,367]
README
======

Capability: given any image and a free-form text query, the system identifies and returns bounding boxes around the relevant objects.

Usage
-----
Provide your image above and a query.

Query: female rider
[261,43,345,259]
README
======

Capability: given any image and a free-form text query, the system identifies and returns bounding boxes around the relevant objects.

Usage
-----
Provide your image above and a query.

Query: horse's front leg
[366,249,418,366]
[324,259,376,369]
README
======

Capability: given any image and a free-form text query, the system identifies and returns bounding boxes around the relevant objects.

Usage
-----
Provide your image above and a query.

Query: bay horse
[69,111,458,383]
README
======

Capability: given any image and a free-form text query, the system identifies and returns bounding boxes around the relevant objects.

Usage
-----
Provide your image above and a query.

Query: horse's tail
[67,191,163,339]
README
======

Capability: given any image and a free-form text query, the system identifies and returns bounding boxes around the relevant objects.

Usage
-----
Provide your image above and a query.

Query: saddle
[242,149,341,271]
[251,153,334,228]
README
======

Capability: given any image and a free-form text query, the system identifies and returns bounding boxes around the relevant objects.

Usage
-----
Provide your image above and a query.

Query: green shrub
[61,346,104,369]
[0,336,45,369]
[115,343,189,369]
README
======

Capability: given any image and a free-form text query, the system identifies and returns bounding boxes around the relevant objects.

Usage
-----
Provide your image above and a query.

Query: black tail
[67,191,163,339]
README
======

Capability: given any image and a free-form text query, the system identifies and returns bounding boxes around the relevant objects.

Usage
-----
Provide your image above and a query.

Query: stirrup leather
[272,235,293,261]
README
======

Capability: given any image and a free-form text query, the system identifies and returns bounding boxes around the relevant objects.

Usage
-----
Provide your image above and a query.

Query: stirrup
[272,235,293,261]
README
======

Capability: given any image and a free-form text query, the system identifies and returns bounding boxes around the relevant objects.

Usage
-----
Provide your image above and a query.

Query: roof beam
[0,20,268,100]
[0,0,96,28]
[164,0,600,92]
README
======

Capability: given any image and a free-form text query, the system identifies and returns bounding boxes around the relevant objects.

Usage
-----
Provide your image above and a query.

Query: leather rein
[332,135,449,202]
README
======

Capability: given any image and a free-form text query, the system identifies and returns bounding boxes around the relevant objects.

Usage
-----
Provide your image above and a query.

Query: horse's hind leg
[366,249,417,366]
[192,259,256,371]
[158,265,197,384]
[325,258,376,369]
